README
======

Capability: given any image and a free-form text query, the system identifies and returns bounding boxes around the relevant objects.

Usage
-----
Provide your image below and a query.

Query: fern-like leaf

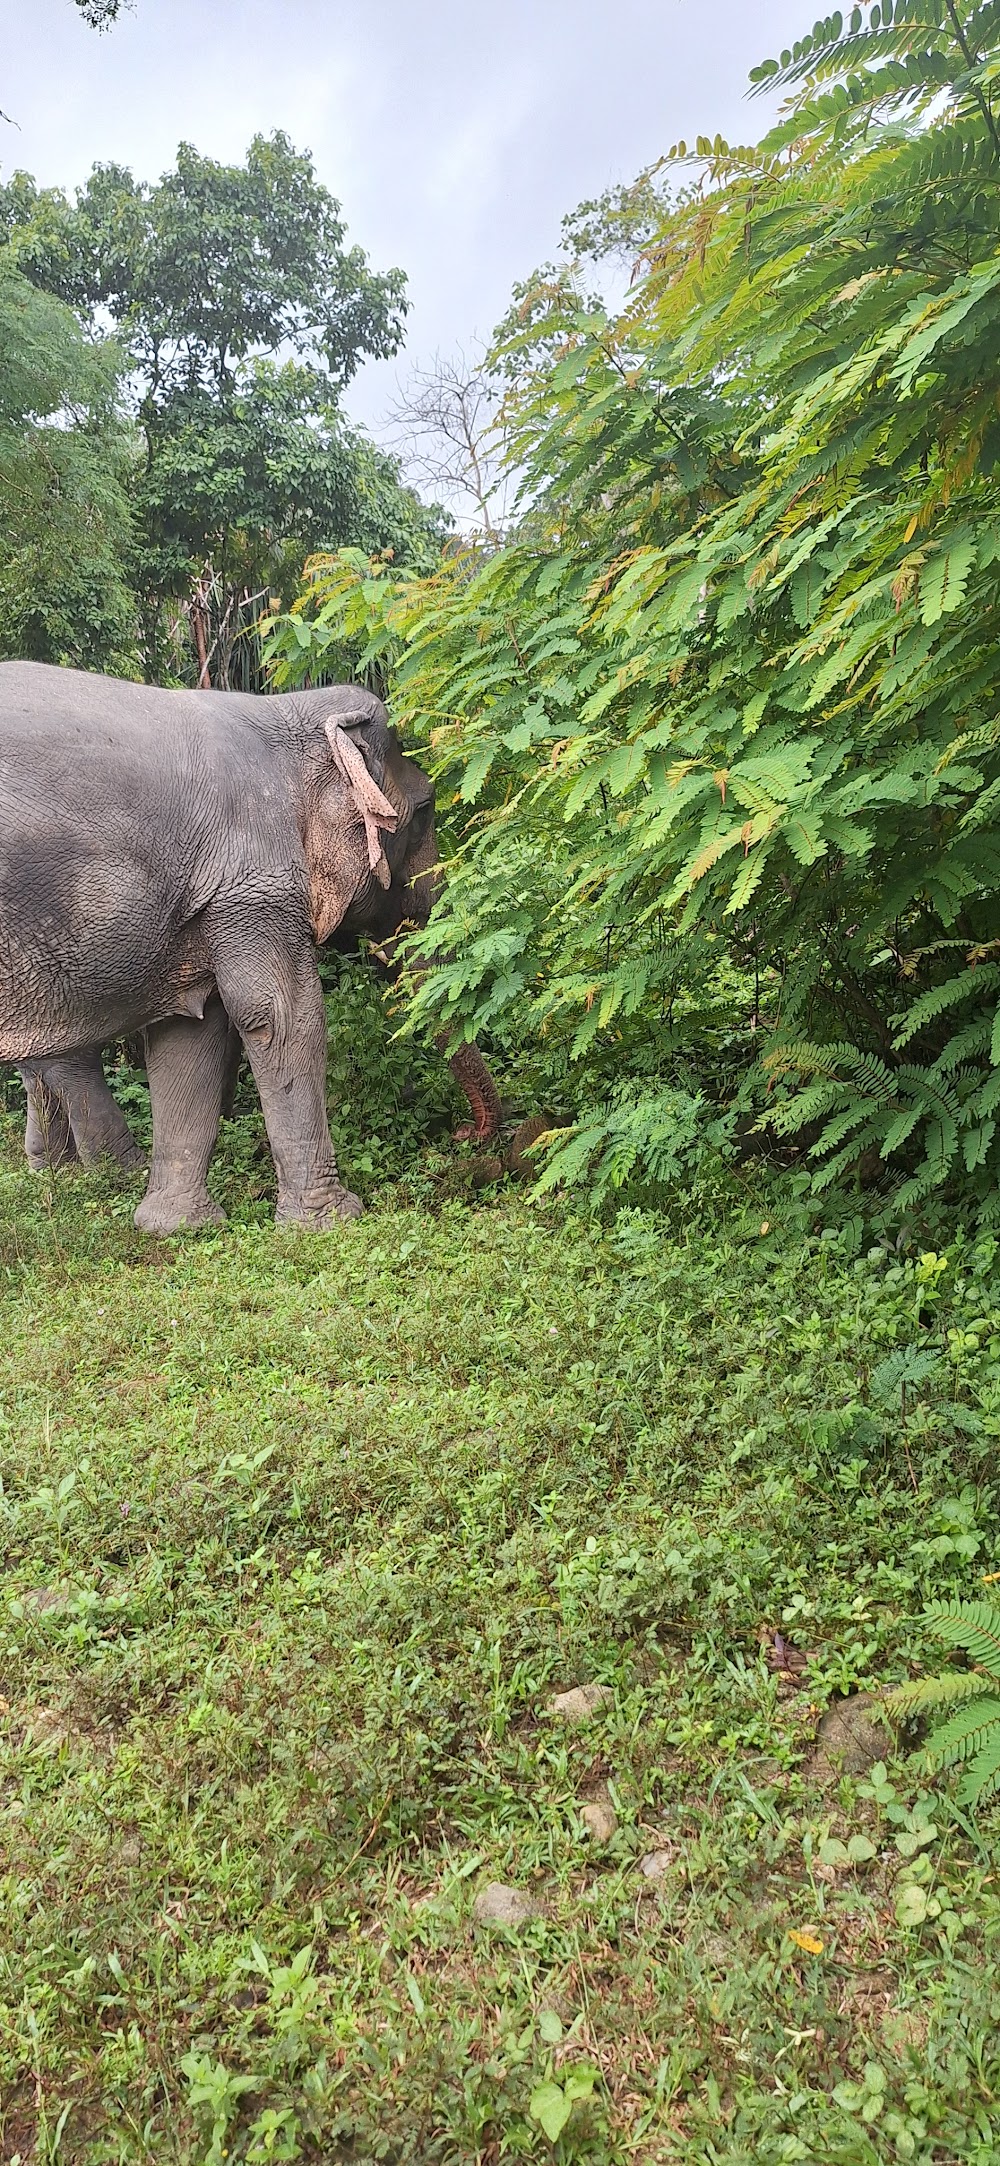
[922,1695,1000,1774]
[888,1602,1000,1809]
[957,1732,1000,1808]
[885,1669,990,1720]
[925,1599,1000,1678]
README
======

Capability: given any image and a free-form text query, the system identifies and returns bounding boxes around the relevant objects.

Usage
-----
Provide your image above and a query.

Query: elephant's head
[301,687,440,948]
[299,686,503,1144]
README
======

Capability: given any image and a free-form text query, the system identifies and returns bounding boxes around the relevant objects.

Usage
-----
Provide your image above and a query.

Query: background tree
[0,261,135,670]
[387,349,510,544]
[73,0,131,20]
[1,134,442,682]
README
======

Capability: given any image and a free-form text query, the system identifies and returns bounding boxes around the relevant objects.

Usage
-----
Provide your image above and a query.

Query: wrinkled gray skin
[22,1028,242,1175]
[23,1051,145,1173]
[1,662,446,1233]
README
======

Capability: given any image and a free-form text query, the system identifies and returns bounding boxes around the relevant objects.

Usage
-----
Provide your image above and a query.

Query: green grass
[3,1124,1000,2162]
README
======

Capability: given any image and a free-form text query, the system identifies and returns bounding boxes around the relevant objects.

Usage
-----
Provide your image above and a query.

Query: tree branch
[944,0,1000,156]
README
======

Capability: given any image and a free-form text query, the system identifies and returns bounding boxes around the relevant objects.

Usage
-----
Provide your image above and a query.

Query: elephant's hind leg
[22,1052,142,1172]
[53,1051,143,1170]
[23,1075,78,1171]
[134,997,230,1235]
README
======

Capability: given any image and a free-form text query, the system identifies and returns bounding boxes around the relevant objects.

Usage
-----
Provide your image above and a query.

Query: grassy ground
[2,1118,1000,2163]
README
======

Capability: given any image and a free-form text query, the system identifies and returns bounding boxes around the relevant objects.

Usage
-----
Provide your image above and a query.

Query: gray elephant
[21,1024,243,1175]
[1,661,494,1232]
[23,1050,146,1173]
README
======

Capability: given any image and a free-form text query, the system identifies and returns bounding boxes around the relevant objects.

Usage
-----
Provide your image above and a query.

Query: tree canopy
[266,0,1000,1224]
[0,260,134,670]
[73,0,130,20]
[7,133,406,395]
[0,135,440,681]
[73,0,130,21]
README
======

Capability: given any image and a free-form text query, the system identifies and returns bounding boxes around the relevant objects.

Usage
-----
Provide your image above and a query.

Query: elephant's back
[0,661,211,767]
[0,665,238,851]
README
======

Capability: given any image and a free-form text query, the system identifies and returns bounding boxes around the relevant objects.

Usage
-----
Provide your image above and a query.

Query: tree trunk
[191,585,211,688]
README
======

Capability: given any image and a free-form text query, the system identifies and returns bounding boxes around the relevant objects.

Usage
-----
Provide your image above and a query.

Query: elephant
[23,1050,146,1173]
[21,1024,243,1174]
[0,660,498,1233]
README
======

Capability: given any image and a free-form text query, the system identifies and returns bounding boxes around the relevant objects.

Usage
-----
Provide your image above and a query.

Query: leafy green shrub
[531,1080,735,1206]
[264,5,1000,1230]
[321,955,466,1190]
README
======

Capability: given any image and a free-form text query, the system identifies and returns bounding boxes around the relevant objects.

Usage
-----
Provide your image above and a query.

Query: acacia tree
[2,134,440,682]
[266,1,1000,1223]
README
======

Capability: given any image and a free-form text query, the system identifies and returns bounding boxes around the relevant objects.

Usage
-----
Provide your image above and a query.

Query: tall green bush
[267,3,1000,1222]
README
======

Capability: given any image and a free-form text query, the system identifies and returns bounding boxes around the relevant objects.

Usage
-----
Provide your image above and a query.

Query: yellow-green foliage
[267,2,1000,1220]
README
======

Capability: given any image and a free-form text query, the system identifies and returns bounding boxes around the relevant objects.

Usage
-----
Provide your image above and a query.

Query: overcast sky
[1,0,808,437]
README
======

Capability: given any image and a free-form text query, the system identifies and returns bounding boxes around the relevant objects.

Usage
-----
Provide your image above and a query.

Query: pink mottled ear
[304,716,402,944]
[325,718,399,891]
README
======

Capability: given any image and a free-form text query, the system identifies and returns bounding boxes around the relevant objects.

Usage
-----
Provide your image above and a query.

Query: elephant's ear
[325,716,400,892]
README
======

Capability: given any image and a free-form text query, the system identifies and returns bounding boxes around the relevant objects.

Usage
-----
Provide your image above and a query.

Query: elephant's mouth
[346,879,431,950]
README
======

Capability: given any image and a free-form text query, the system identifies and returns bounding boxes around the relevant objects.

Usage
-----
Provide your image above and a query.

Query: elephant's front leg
[134,997,231,1235]
[219,954,362,1227]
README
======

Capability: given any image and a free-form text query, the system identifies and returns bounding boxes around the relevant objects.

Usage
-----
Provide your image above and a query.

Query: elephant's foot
[134,1189,227,1236]
[276,1181,364,1227]
[114,1142,148,1175]
[26,1141,79,1172]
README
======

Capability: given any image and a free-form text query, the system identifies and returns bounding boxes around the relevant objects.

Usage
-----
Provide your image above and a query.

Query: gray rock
[808,1693,892,1783]
[546,1682,614,1726]
[472,1882,542,1928]
[579,1799,617,1844]
[639,1847,675,1879]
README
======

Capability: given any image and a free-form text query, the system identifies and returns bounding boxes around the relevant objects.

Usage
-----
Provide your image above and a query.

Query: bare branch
[386,347,512,545]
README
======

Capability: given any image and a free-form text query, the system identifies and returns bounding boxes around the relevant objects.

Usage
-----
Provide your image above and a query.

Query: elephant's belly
[0,911,216,1061]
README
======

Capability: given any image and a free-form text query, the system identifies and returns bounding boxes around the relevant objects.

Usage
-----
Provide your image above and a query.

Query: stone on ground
[807,1692,892,1783]
[579,1799,617,1844]
[472,1883,542,1928]
[546,1682,614,1725]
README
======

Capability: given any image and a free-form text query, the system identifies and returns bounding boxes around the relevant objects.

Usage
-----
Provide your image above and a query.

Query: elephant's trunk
[372,929,504,1144]
[439,1033,503,1142]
